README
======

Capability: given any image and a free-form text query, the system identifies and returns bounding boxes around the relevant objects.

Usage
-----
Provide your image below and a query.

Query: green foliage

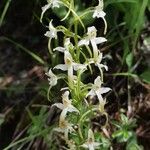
[126,52,133,70]
[0,0,12,27]
[112,114,142,149]
[0,114,4,126]
[140,69,150,84]
[27,107,48,135]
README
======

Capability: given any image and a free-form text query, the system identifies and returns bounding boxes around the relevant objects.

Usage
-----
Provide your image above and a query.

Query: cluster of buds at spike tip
[43,0,111,149]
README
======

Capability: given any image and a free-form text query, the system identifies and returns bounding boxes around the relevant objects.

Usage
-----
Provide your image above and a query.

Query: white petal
[95,90,103,102]
[62,91,70,101]
[99,87,111,94]
[97,64,108,71]
[64,51,73,65]
[44,31,51,37]
[54,127,64,133]
[78,39,89,46]
[96,52,103,63]
[46,69,58,86]
[88,129,95,142]
[68,106,79,113]
[73,63,87,71]
[94,76,102,86]
[48,78,57,86]
[60,87,69,91]
[54,64,68,71]
[86,89,96,97]
[87,26,97,35]
[91,39,98,54]
[94,37,107,45]
[88,144,95,150]
[93,10,106,18]
[51,0,60,8]
[81,143,88,148]
[52,103,64,110]
[93,142,100,147]
[60,108,68,119]
[54,47,66,52]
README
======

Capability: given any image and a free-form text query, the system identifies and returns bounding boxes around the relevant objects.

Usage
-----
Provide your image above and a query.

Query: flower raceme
[43,0,111,148]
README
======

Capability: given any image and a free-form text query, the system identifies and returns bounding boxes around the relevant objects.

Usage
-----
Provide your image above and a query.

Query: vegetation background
[0,0,150,149]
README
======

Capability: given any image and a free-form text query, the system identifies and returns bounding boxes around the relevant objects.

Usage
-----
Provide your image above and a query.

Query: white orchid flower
[40,0,60,22]
[53,91,79,119]
[53,38,72,53]
[44,20,58,54]
[89,52,108,80]
[44,20,57,39]
[93,0,105,18]
[86,76,111,103]
[81,129,100,150]
[54,117,74,140]
[54,50,87,81]
[89,51,108,71]
[93,0,107,34]
[78,26,107,58]
[45,69,58,88]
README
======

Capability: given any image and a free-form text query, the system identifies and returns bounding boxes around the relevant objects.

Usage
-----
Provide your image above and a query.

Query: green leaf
[126,52,133,69]
[140,69,150,83]
[1,37,45,65]
[0,115,4,126]
[105,0,137,7]
[112,130,123,138]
